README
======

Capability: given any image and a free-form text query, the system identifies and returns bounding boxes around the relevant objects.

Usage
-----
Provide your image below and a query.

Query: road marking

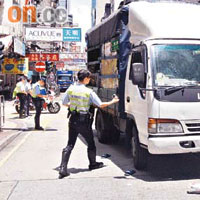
[0,132,32,168]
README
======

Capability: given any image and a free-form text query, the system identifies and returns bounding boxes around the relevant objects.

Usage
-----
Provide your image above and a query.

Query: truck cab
[126,40,200,153]
[57,70,73,92]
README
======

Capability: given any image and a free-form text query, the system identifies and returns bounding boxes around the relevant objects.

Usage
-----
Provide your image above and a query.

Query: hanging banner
[2,57,28,74]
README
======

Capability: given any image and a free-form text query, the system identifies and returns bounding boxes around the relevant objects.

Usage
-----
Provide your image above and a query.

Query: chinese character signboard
[63,28,81,42]
[59,53,86,63]
[25,28,82,42]
[26,53,59,62]
[70,45,81,53]
[56,62,64,69]
[111,39,119,52]
[59,53,86,66]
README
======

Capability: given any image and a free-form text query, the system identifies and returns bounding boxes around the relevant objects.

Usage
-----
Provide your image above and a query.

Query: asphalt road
[0,96,200,200]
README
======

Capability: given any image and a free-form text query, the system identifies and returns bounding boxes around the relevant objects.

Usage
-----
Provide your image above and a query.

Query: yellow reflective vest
[67,85,92,112]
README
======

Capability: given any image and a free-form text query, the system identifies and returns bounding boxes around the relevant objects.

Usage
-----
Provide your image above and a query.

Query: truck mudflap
[148,135,200,154]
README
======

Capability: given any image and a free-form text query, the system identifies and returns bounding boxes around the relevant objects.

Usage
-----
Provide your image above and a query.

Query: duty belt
[67,109,90,118]
[70,111,90,123]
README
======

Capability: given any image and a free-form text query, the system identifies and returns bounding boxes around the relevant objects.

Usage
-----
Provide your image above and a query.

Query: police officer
[59,69,119,179]
[32,78,48,130]
[25,78,32,117]
[16,76,27,119]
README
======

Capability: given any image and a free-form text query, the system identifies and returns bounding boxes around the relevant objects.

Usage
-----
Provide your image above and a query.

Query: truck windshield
[152,44,200,87]
[58,76,71,81]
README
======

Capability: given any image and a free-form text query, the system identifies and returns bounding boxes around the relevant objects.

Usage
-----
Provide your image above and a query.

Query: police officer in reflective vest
[16,76,27,118]
[59,69,119,179]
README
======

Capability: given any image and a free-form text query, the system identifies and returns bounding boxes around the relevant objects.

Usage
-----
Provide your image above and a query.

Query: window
[152,44,200,87]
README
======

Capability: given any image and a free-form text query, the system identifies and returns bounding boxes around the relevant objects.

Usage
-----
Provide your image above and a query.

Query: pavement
[0,100,28,151]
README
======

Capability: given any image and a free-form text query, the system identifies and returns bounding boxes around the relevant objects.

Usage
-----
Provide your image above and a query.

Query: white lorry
[86,1,200,169]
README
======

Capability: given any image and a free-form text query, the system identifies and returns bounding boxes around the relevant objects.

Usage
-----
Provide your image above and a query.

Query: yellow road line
[0,132,32,168]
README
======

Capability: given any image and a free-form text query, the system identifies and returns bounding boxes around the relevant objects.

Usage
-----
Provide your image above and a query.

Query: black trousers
[62,114,96,166]
[26,94,32,116]
[32,98,42,128]
[17,93,26,117]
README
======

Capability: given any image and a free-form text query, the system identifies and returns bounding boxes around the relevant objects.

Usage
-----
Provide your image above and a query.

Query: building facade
[0,0,25,37]
[0,0,27,98]
[91,0,110,27]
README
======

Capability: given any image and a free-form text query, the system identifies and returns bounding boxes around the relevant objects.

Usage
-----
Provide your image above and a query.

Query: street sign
[35,61,45,73]
[63,28,81,42]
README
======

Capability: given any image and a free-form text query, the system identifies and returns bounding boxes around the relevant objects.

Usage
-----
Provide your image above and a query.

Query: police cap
[77,69,91,81]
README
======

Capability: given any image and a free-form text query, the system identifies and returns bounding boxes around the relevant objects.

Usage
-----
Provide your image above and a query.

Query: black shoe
[58,172,70,179]
[35,126,44,130]
[19,116,26,119]
[59,167,70,179]
[89,162,104,170]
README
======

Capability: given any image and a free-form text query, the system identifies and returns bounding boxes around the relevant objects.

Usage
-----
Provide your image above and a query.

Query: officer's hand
[112,95,119,104]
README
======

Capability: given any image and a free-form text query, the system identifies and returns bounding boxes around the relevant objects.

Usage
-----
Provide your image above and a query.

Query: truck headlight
[148,118,183,134]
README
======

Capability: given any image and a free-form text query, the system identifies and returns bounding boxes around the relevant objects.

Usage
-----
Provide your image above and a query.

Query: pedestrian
[16,76,27,119]
[31,78,48,130]
[25,78,32,117]
[59,69,119,179]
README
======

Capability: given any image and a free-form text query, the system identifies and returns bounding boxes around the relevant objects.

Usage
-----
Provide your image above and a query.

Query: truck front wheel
[131,125,148,170]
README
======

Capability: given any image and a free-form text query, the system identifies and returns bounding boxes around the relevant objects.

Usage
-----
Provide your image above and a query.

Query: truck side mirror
[131,63,145,86]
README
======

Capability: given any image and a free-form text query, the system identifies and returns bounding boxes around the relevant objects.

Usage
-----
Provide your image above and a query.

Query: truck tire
[131,125,148,170]
[96,111,110,144]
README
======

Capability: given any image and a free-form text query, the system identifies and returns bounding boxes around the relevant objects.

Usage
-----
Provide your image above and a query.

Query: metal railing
[0,95,5,131]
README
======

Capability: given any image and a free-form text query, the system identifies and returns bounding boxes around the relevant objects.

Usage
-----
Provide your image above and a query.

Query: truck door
[125,46,148,144]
